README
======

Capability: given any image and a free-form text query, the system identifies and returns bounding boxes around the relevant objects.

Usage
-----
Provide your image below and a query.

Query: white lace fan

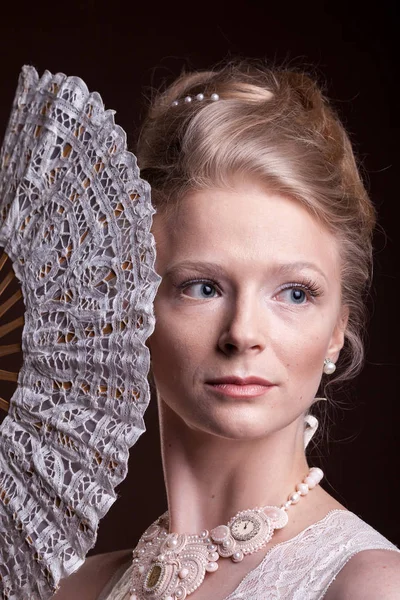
[0,66,161,599]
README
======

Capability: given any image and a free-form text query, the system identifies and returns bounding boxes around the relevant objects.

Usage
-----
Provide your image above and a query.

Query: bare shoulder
[325,549,400,600]
[53,548,132,600]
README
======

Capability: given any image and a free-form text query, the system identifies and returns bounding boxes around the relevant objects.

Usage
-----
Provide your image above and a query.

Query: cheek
[151,293,220,354]
[149,308,209,385]
[273,314,333,385]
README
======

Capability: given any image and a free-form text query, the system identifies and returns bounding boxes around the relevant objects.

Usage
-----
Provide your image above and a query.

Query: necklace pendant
[132,532,215,599]
[224,508,274,557]
[138,559,190,600]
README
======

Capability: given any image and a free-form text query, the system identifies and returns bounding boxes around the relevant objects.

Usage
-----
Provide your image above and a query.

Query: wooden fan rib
[0,270,15,297]
[0,289,23,319]
[0,369,18,382]
[0,343,21,357]
[0,316,24,339]
[0,251,9,273]
[0,252,21,414]
[0,397,9,412]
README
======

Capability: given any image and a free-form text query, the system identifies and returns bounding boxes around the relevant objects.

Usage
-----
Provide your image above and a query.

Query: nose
[217,293,267,356]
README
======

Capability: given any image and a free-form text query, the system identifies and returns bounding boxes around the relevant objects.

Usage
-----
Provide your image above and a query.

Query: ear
[327,305,349,363]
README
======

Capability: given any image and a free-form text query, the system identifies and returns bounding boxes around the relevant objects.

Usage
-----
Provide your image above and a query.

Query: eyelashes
[174,276,324,302]
[277,277,323,299]
[175,278,221,299]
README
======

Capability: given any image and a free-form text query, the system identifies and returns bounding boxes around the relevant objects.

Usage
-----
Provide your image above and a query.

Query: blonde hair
[137,61,376,393]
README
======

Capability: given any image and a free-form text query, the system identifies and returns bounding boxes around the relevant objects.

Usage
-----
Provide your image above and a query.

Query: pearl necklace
[129,467,323,600]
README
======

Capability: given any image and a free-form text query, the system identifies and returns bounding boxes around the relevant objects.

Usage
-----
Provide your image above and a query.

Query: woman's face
[149,179,347,440]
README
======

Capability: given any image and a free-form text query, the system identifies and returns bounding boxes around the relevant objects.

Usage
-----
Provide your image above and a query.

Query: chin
[186,408,284,441]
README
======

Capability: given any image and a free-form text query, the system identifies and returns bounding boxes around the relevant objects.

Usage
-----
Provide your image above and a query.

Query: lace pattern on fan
[0,66,161,599]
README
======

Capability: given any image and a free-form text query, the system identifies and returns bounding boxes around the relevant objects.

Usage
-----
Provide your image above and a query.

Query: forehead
[153,180,341,278]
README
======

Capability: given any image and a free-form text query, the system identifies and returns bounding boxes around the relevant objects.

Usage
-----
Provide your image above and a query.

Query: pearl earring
[323,358,336,375]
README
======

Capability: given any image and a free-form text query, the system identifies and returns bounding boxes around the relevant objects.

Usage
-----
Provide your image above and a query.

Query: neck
[158,398,310,534]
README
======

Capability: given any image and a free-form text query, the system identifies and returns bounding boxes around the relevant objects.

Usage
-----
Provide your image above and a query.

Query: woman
[55,62,400,599]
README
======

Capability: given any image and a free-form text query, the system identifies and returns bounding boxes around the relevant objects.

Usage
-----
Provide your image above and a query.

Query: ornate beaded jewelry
[129,467,324,600]
[171,93,220,107]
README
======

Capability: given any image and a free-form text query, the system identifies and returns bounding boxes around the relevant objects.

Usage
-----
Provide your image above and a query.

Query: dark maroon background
[0,1,398,554]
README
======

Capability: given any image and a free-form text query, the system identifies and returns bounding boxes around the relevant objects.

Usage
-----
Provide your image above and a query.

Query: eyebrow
[272,261,329,283]
[164,261,226,280]
[164,260,328,283]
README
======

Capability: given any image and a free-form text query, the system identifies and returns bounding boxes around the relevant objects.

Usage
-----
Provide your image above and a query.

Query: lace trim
[225,510,399,600]
[98,510,399,600]
[224,508,346,598]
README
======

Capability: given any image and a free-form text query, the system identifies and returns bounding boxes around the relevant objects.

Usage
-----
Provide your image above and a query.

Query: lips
[205,376,275,398]
[206,376,274,386]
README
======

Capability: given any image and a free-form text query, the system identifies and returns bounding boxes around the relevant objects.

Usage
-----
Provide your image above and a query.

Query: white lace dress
[98,510,399,600]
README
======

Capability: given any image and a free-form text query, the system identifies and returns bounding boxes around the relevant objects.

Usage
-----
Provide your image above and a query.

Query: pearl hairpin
[171,93,220,107]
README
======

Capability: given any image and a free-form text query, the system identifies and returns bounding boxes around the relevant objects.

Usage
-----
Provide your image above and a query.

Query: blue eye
[182,281,218,299]
[278,286,309,304]
[277,279,322,305]
[289,288,307,304]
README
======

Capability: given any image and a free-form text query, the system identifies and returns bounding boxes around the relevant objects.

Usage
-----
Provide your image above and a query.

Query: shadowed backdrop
[0,0,398,554]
